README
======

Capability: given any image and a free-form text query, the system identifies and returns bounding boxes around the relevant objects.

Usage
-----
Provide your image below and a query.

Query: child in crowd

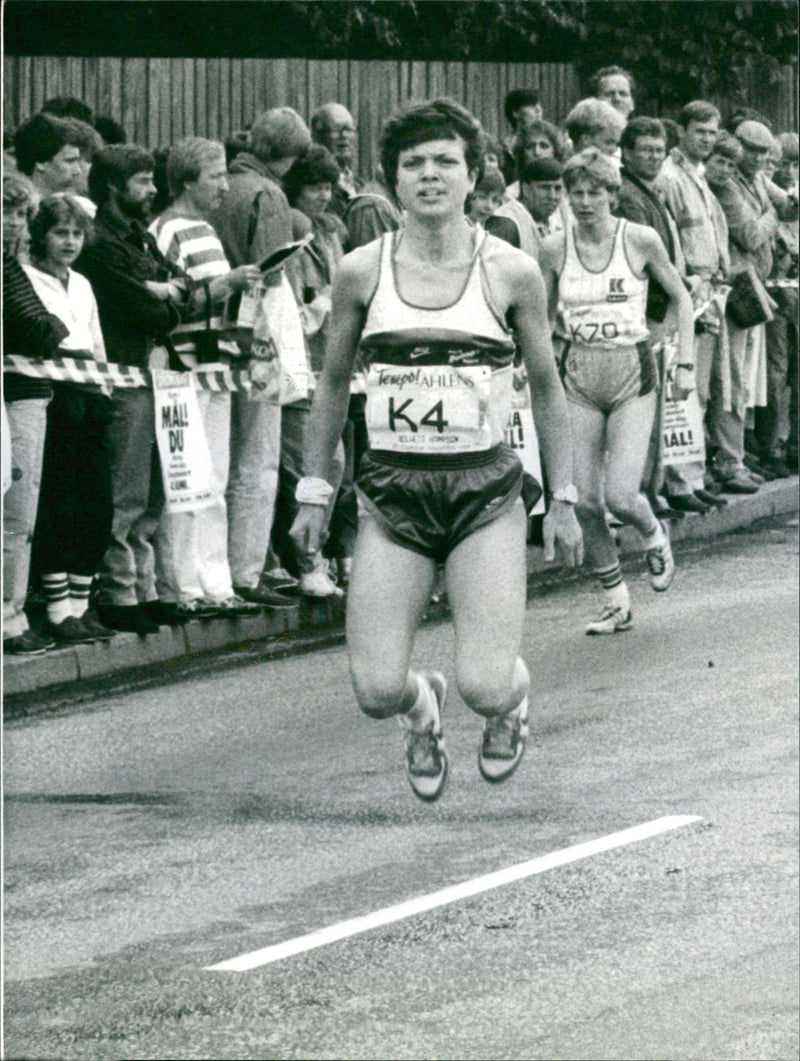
[24,195,116,644]
[467,169,506,227]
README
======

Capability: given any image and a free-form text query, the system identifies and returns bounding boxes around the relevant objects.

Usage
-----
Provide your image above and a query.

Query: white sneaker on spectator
[298,566,344,599]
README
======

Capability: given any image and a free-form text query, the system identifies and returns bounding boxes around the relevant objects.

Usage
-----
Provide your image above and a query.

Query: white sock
[42,573,72,624]
[605,580,630,613]
[642,519,666,550]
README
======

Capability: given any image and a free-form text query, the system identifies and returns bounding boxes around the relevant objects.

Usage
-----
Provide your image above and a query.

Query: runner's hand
[290,504,329,557]
[543,503,583,568]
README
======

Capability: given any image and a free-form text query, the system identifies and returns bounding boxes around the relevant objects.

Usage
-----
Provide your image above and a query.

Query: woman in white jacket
[24,194,116,644]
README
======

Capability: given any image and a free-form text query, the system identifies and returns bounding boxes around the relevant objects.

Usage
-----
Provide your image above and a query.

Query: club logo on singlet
[607,277,628,303]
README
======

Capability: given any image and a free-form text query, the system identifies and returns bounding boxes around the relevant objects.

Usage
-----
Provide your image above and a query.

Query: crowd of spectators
[3,72,798,656]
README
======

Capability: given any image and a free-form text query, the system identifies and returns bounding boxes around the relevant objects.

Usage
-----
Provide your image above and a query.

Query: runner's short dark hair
[380,98,484,196]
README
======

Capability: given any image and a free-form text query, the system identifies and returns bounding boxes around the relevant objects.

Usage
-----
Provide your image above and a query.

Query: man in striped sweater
[148,137,273,618]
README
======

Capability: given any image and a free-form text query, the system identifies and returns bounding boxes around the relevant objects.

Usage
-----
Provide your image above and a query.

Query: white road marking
[205,815,701,972]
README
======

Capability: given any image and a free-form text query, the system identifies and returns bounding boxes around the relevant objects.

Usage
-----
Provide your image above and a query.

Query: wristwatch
[550,484,578,504]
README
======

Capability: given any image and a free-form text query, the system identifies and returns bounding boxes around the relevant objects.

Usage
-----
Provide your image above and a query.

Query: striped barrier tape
[3,355,259,393]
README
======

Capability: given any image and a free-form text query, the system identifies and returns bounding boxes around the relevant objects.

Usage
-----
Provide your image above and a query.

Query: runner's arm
[302,255,367,483]
[290,251,369,556]
[638,227,695,369]
[507,255,583,568]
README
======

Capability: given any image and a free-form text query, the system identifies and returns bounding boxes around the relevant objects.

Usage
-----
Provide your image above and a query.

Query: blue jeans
[98,388,164,606]
[3,398,49,638]
[226,393,282,588]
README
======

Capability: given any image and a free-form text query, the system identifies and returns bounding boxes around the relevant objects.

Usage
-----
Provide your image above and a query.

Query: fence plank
[2,55,796,150]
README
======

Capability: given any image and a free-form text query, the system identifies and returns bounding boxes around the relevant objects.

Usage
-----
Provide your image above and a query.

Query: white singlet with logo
[555,219,649,349]
[359,230,516,455]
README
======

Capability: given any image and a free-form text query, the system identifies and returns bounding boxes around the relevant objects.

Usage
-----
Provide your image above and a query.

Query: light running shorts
[558,341,658,415]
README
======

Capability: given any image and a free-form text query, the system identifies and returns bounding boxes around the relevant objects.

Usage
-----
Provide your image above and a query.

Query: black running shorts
[355,443,531,563]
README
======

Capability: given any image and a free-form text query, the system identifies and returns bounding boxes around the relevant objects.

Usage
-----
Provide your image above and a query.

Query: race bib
[366,362,492,453]
[561,301,636,346]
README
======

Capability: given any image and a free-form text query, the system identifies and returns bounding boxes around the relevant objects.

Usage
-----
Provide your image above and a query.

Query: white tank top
[360,230,516,455]
[556,219,649,348]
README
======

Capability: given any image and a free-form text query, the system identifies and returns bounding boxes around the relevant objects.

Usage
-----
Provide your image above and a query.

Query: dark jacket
[615,167,679,321]
[74,204,182,367]
[3,253,69,401]
[209,152,293,268]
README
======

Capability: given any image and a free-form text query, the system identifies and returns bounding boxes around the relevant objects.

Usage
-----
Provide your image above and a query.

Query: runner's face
[43,219,84,272]
[523,180,563,222]
[295,181,333,219]
[185,157,229,214]
[597,75,634,118]
[395,137,475,220]
[568,177,611,226]
[681,119,719,162]
[623,136,666,182]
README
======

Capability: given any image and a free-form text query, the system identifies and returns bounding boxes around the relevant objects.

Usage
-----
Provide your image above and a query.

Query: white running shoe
[585,606,633,635]
[298,567,345,599]
[398,672,449,802]
[645,519,675,592]
[478,695,530,783]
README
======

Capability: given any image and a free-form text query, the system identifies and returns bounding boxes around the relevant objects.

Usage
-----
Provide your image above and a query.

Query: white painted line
[205,814,701,973]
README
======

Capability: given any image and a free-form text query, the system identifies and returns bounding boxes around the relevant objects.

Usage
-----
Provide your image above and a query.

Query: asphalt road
[3,517,799,1061]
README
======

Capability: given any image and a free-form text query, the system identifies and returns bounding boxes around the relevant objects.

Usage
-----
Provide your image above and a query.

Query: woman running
[539,148,694,634]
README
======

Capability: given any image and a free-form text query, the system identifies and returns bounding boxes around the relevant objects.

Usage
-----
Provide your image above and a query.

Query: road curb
[4,477,797,704]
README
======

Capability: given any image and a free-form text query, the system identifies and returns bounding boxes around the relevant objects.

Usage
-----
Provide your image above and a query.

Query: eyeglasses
[633,146,665,156]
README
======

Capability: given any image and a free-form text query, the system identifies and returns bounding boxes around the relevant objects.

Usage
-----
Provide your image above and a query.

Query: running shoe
[645,520,675,592]
[478,695,529,784]
[398,672,449,802]
[585,606,633,635]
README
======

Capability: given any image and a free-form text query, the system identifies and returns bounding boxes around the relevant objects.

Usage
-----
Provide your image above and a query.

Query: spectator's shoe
[694,488,728,508]
[210,594,262,616]
[261,567,301,594]
[233,583,297,608]
[140,600,182,626]
[80,610,117,640]
[645,520,675,592]
[298,566,344,599]
[478,696,529,784]
[337,557,353,586]
[786,451,798,473]
[398,672,449,802]
[585,606,633,635]
[666,493,710,515]
[47,616,98,645]
[743,453,774,480]
[175,598,221,620]
[97,604,160,636]
[762,458,792,478]
[717,471,759,494]
[4,630,55,655]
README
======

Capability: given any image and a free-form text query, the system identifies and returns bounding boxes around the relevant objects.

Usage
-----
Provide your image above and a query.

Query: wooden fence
[4,56,796,176]
[3,57,580,176]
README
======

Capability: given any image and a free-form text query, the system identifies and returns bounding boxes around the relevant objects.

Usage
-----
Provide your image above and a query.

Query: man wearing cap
[486,157,565,261]
[712,120,798,480]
